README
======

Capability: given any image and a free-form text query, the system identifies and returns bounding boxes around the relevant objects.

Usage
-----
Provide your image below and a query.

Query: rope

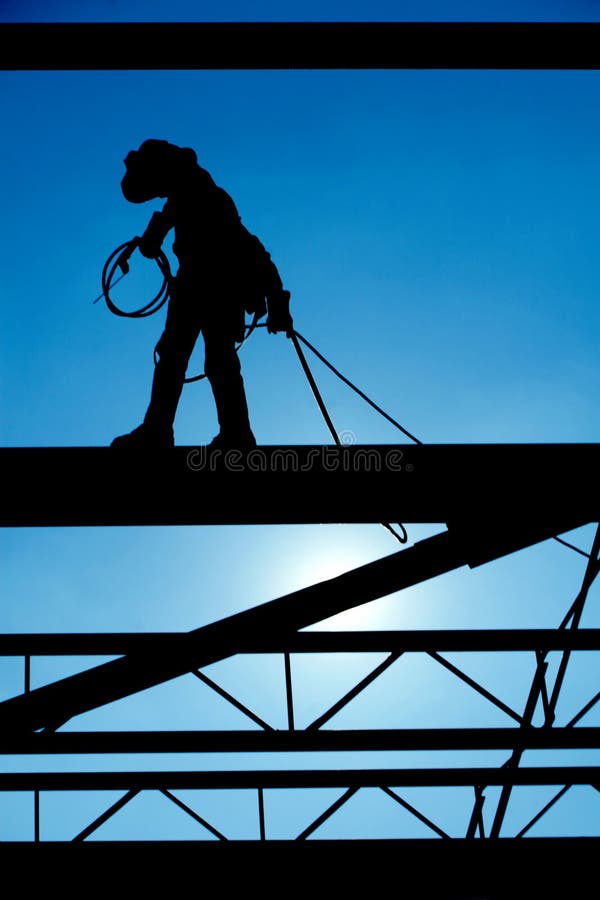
[99,239,172,318]
[289,331,410,545]
[292,330,423,445]
[289,332,340,444]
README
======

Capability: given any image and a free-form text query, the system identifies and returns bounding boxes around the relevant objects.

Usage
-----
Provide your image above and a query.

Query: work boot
[207,429,257,451]
[110,423,175,450]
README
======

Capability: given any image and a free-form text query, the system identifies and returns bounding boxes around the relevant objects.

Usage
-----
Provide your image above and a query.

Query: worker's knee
[154,329,195,374]
[204,336,241,382]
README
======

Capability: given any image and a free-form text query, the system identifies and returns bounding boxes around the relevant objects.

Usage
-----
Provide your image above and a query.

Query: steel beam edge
[0,444,598,526]
[0,628,599,655]
[2,22,600,70]
[0,728,598,755]
[0,838,595,895]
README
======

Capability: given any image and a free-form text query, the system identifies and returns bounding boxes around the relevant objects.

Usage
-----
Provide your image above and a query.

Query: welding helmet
[121,139,198,203]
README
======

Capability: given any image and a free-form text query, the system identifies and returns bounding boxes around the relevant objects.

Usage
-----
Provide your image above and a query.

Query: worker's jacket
[140,164,284,328]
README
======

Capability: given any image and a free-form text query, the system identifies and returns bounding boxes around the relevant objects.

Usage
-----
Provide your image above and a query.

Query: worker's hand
[138,211,167,259]
[117,238,138,274]
[267,289,293,336]
[138,234,162,259]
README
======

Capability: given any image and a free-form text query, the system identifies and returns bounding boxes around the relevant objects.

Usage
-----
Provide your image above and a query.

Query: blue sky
[0,1,598,844]
[4,0,600,21]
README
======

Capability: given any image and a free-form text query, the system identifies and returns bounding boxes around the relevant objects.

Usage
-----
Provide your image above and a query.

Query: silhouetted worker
[111,138,292,450]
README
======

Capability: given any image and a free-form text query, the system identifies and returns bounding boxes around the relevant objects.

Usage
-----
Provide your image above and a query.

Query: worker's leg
[111,283,201,448]
[203,324,256,449]
[142,319,199,432]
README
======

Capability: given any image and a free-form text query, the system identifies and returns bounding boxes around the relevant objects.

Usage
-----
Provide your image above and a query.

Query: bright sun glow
[285,526,409,631]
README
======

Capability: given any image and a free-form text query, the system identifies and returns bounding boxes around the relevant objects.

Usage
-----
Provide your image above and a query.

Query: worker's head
[121,139,198,203]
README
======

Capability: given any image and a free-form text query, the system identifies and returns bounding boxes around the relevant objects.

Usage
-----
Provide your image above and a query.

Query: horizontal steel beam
[0,728,597,755]
[0,838,596,894]
[0,767,597,790]
[2,22,600,70]
[1,628,599,656]
[1,444,598,526]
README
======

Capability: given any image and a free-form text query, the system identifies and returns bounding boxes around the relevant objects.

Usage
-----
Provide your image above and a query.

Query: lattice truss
[0,520,598,843]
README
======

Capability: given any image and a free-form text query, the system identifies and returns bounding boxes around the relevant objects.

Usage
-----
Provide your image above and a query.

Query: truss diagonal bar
[0,517,586,734]
[549,525,600,718]
[567,691,600,728]
[72,789,139,843]
[0,728,598,755]
[306,652,402,731]
[160,790,228,841]
[515,785,573,838]
[490,654,551,838]
[553,536,591,559]
[1,768,598,791]
[191,670,274,731]
[380,786,450,839]
[295,787,360,840]
[427,651,524,724]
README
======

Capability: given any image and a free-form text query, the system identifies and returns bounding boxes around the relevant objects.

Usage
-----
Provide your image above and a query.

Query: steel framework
[1,17,599,894]
[0,447,598,856]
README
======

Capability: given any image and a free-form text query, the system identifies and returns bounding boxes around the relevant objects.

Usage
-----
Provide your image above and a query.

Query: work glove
[138,210,169,259]
[138,237,162,259]
[266,289,293,336]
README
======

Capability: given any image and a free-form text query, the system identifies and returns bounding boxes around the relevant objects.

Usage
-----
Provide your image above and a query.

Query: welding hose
[100,239,172,318]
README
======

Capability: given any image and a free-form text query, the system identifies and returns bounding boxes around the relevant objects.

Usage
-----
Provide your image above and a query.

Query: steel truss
[0,519,598,844]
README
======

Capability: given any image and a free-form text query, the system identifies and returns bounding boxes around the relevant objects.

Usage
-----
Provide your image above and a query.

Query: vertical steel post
[284,652,295,731]
[24,655,31,694]
[258,787,266,841]
[466,786,485,839]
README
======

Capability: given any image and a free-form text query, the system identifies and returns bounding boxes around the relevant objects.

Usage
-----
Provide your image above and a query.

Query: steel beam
[0,444,598,526]
[0,767,597,790]
[2,22,600,70]
[0,728,597,755]
[0,838,595,895]
[0,628,598,656]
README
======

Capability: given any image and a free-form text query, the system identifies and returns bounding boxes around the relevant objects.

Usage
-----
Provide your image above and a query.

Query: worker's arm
[266,286,293,335]
[249,232,293,335]
[138,208,173,259]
